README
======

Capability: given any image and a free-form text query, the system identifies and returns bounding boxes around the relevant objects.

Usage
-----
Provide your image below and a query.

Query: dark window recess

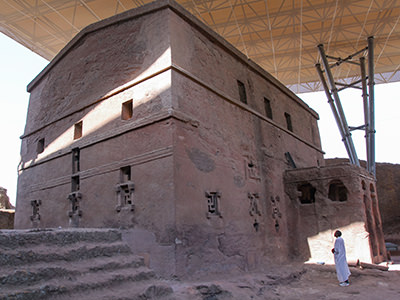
[74,121,83,140]
[72,148,80,174]
[370,183,375,193]
[121,100,133,120]
[120,166,131,183]
[298,183,316,204]
[285,112,293,132]
[205,191,221,218]
[37,138,45,154]
[237,80,247,104]
[264,97,273,119]
[361,180,366,190]
[71,176,80,192]
[328,180,348,202]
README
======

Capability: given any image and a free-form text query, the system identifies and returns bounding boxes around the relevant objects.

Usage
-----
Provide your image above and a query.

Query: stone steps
[1,255,145,287]
[2,267,156,300]
[0,241,133,267]
[0,229,165,300]
[0,229,122,249]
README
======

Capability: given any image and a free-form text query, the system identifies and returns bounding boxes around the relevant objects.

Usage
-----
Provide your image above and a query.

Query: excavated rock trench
[1,229,399,300]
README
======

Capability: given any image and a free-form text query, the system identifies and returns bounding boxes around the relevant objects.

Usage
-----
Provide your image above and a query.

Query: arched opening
[328,180,347,202]
[297,183,316,204]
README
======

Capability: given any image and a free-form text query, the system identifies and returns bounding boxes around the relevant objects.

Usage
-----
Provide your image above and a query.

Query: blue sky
[1,33,399,205]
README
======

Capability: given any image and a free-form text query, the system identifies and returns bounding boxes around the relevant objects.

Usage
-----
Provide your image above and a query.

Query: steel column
[316,63,352,158]
[368,36,376,176]
[360,57,370,172]
[317,44,360,166]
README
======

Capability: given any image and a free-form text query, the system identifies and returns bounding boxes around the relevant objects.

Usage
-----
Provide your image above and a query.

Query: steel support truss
[316,37,376,177]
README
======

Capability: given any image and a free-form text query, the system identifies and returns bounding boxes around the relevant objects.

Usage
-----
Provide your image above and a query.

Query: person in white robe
[332,230,351,286]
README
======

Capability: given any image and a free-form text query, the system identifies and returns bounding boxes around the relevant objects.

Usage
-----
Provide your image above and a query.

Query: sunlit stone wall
[16,0,383,276]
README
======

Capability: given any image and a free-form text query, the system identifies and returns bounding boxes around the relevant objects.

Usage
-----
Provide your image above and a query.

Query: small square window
[237,80,247,104]
[72,148,80,174]
[71,176,80,192]
[37,138,45,154]
[120,166,131,183]
[264,97,273,119]
[74,121,83,140]
[121,100,133,120]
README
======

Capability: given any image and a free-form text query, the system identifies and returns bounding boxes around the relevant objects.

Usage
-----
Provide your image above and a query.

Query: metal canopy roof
[1,0,400,93]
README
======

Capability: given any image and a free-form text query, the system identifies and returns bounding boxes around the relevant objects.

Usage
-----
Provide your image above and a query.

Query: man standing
[332,230,351,286]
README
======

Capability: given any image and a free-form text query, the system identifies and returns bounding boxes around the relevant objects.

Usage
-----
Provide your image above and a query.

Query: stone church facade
[16,0,386,276]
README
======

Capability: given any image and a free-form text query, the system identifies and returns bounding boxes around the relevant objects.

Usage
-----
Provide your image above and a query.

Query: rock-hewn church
[15,0,386,276]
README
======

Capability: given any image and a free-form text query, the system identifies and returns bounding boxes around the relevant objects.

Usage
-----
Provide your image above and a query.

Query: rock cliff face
[0,187,13,209]
[325,159,400,236]
[375,162,400,237]
[0,187,14,229]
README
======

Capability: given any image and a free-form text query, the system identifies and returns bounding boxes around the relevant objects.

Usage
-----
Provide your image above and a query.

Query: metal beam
[368,36,376,177]
[360,56,371,174]
[316,63,353,161]
[317,44,360,166]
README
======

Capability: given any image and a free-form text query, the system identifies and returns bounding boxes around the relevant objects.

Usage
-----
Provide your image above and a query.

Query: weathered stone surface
[325,159,400,238]
[0,187,13,209]
[0,210,14,229]
[375,162,400,232]
[284,163,386,264]
[0,187,14,229]
[15,0,386,278]
[0,231,398,299]
[0,229,157,300]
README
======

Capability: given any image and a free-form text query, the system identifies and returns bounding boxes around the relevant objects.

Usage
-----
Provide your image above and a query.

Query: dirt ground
[163,259,400,300]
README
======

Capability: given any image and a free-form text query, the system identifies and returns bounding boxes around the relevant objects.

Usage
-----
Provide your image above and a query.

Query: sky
[1,33,400,206]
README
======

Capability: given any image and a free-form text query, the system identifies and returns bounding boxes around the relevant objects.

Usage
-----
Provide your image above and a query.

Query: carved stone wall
[15,0,383,276]
[325,159,400,236]
[0,187,13,209]
[0,187,14,229]
[284,163,386,264]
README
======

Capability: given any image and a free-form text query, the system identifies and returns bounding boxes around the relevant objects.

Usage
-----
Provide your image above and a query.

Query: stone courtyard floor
[164,260,400,300]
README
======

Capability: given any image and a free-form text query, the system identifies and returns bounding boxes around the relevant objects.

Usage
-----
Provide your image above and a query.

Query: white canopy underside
[2,0,400,93]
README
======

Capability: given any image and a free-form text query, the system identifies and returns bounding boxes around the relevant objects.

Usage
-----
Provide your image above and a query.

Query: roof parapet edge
[26,0,318,119]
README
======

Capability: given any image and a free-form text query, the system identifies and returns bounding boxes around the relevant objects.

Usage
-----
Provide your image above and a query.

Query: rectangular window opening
[71,176,80,192]
[72,148,80,174]
[237,80,247,104]
[74,121,83,140]
[120,166,131,183]
[264,97,273,119]
[285,112,293,132]
[37,138,45,154]
[121,100,133,120]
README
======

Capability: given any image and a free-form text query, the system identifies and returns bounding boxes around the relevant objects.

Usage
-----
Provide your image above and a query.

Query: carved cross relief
[115,182,135,212]
[205,191,221,218]
[30,199,41,222]
[271,196,282,232]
